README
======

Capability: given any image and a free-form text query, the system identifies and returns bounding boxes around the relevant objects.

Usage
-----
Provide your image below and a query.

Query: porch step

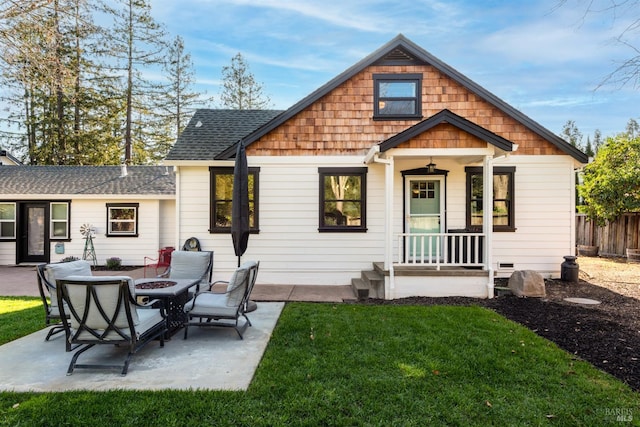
[351,278,369,300]
[350,269,385,300]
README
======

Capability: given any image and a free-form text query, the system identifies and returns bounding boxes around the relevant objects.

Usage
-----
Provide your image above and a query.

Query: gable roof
[217,34,587,163]
[0,166,175,196]
[380,109,514,152]
[166,109,284,161]
[0,148,22,165]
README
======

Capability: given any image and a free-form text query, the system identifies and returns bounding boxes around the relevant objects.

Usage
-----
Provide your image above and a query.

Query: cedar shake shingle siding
[169,34,585,163]
[247,65,565,157]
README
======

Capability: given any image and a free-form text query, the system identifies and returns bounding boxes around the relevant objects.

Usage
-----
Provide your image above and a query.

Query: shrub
[106,257,122,269]
[579,134,640,225]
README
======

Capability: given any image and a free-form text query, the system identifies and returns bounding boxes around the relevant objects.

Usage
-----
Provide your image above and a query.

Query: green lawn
[0,300,638,426]
[0,297,42,345]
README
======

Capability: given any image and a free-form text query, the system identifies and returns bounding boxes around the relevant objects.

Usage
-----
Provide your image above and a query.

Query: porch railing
[396,232,486,269]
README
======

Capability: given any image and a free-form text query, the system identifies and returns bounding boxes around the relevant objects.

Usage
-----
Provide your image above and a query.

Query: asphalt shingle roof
[165,109,284,161]
[0,165,175,195]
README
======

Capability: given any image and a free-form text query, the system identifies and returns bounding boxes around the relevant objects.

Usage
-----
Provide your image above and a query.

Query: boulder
[508,270,546,297]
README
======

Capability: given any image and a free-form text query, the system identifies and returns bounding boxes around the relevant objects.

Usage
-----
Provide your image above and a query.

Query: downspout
[483,155,495,298]
[365,145,394,298]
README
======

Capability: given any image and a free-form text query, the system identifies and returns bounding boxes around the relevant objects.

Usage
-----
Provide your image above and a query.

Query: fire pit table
[134,278,200,337]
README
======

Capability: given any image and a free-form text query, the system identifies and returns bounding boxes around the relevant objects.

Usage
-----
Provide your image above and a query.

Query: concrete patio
[0,302,284,392]
[0,265,357,303]
[0,265,355,392]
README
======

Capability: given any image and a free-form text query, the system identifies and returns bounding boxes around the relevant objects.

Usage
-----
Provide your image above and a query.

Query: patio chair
[36,260,93,341]
[143,246,175,277]
[183,260,259,340]
[56,275,167,376]
[159,250,213,296]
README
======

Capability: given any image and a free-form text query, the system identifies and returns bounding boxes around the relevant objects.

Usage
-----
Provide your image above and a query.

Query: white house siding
[492,155,576,277]
[48,198,175,266]
[176,154,576,286]
[388,155,575,278]
[159,200,176,249]
[177,157,386,285]
[9,199,175,265]
[0,242,13,265]
[0,197,175,266]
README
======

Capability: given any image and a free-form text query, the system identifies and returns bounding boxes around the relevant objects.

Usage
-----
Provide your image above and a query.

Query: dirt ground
[368,256,640,392]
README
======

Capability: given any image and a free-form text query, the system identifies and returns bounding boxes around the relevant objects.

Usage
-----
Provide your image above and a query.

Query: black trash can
[561,255,579,282]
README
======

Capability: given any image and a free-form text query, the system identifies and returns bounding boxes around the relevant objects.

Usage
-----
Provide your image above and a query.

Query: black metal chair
[36,264,66,341]
[57,275,167,376]
[183,261,259,340]
[36,260,93,342]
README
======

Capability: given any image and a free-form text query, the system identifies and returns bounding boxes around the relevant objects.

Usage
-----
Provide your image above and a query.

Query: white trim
[483,155,495,298]
[386,157,394,294]
[364,145,380,164]
[49,202,69,239]
[386,147,495,158]
[569,162,577,256]
[0,202,16,239]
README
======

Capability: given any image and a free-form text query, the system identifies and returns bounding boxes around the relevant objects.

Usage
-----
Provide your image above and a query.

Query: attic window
[373,73,422,120]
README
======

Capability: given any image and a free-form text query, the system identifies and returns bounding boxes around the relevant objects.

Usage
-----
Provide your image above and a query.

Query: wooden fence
[576,213,640,257]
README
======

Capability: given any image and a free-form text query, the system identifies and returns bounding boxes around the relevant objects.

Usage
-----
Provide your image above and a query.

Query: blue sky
[151,0,639,140]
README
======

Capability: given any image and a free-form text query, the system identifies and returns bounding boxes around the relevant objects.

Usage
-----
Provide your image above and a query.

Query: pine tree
[584,136,594,158]
[593,129,603,154]
[0,0,123,165]
[102,0,168,164]
[220,53,271,110]
[625,118,639,138]
[161,35,210,142]
[560,120,583,149]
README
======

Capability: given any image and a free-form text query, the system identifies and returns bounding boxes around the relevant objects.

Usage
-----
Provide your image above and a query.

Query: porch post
[174,166,181,250]
[483,155,495,298]
[384,157,395,282]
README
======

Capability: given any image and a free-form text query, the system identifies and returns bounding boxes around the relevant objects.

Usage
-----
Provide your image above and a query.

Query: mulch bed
[364,278,640,392]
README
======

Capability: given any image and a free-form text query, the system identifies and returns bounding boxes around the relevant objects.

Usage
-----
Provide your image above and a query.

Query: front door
[17,203,49,263]
[405,176,444,260]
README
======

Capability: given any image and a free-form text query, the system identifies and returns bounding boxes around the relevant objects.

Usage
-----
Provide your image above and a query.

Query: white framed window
[106,203,138,237]
[0,202,16,239]
[50,202,69,239]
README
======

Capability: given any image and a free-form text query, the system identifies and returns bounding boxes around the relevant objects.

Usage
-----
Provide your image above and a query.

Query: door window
[27,207,45,256]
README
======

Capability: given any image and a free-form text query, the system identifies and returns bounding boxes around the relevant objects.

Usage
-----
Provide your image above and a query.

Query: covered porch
[362,112,518,299]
